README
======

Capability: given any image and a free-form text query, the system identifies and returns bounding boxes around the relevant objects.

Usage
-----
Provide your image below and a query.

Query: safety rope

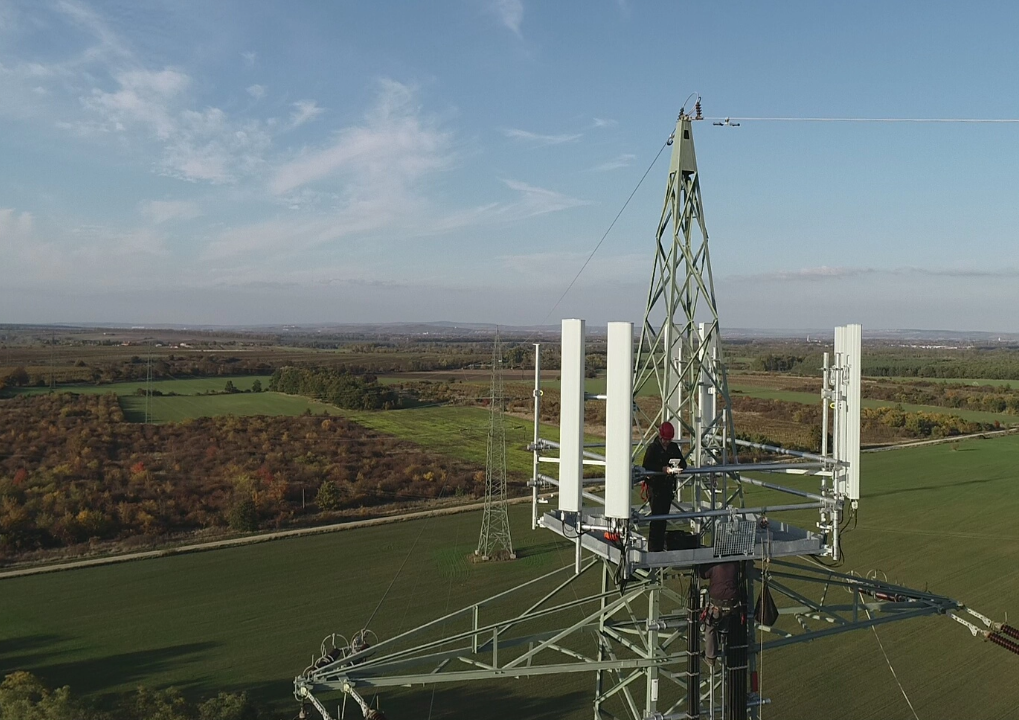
[364,512,430,630]
[866,608,921,720]
[426,509,464,720]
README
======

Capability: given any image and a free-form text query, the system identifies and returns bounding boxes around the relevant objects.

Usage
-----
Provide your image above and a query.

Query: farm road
[0,496,533,581]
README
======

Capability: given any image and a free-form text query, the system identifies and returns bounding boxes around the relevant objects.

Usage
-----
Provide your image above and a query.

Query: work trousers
[703,602,736,660]
[648,487,673,552]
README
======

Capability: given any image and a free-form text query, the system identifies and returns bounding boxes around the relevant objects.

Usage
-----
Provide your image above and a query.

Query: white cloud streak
[247,84,266,100]
[138,199,201,224]
[589,153,635,172]
[502,127,582,146]
[290,99,323,128]
[270,80,449,196]
[732,265,1019,282]
[488,0,523,36]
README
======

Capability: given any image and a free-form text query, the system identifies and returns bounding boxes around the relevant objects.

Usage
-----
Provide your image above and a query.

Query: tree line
[268,367,400,410]
[0,671,257,720]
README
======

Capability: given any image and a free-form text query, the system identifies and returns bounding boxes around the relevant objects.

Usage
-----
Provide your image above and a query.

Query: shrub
[228,498,259,532]
[315,480,343,511]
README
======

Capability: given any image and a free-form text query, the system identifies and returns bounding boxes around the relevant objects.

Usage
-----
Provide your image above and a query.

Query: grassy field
[1,435,1018,718]
[330,405,541,476]
[118,392,334,423]
[6,375,273,397]
[730,384,1018,426]
[329,405,609,478]
[876,376,1018,387]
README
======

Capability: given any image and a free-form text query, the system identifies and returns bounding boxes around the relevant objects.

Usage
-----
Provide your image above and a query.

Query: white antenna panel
[604,322,633,520]
[833,324,862,501]
[845,323,862,501]
[558,319,585,513]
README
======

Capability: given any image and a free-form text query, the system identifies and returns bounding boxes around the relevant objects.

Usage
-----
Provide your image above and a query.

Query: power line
[540,139,669,326]
[707,115,1019,124]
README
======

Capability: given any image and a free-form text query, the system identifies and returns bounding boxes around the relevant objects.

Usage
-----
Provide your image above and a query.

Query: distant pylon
[476,329,515,561]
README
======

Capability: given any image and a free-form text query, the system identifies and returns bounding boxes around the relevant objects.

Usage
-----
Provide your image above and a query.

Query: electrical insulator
[1001,623,1019,640]
[988,632,1019,655]
[694,100,703,120]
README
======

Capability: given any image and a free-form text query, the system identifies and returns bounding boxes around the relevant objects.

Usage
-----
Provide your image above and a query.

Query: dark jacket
[641,439,686,496]
[698,562,740,602]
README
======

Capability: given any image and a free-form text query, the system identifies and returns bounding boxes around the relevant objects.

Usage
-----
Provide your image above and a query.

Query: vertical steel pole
[594,561,609,719]
[688,576,701,719]
[532,343,542,530]
[821,351,830,465]
[646,579,661,717]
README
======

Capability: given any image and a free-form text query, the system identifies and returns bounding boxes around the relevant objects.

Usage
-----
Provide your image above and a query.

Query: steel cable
[540,139,669,327]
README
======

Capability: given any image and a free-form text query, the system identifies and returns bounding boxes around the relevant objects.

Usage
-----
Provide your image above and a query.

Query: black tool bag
[754,576,779,626]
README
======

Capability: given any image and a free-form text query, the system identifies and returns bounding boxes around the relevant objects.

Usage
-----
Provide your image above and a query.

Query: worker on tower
[698,561,741,666]
[641,421,686,551]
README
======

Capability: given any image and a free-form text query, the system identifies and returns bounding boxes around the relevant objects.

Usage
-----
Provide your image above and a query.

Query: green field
[330,405,606,477]
[6,375,273,397]
[2,435,1018,718]
[118,392,334,423]
[875,376,1018,388]
[730,384,1018,426]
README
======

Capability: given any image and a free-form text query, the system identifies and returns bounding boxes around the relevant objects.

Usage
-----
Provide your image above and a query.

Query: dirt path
[0,496,533,581]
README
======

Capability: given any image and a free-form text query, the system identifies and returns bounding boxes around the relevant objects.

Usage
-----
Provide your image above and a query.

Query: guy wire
[540,138,669,326]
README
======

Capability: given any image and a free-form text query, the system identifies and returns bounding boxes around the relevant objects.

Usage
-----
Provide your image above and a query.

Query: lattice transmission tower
[634,112,737,474]
[475,329,515,561]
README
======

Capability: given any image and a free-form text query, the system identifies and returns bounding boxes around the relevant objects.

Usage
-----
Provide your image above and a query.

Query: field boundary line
[863,428,1017,453]
[0,497,532,581]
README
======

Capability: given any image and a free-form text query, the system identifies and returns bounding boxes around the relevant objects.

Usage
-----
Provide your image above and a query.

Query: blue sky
[2,0,1018,331]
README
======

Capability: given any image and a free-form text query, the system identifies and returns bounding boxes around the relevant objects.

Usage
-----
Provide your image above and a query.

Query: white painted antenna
[833,324,862,501]
[558,319,585,513]
[604,322,634,520]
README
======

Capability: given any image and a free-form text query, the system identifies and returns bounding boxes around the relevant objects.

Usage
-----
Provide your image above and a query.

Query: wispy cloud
[1,207,168,290]
[502,127,582,146]
[733,265,1019,282]
[270,80,450,196]
[241,51,257,67]
[592,117,617,128]
[498,250,645,284]
[138,199,201,224]
[0,208,34,242]
[247,84,266,100]
[501,179,590,217]
[488,0,524,36]
[589,153,634,172]
[56,0,133,62]
[83,67,190,139]
[290,99,323,128]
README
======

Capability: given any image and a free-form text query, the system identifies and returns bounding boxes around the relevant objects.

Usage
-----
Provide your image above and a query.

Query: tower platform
[540,509,825,570]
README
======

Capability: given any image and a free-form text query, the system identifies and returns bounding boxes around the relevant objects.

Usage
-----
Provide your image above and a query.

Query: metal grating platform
[713,517,757,557]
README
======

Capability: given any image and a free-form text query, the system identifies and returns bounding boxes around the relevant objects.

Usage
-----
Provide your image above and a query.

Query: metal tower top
[634,112,735,472]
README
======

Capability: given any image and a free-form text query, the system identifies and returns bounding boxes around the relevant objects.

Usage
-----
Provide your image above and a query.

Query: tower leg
[594,562,609,719]
[688,578,701,719]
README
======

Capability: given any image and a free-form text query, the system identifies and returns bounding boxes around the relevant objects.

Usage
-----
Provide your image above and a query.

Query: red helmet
[658,421,675,440]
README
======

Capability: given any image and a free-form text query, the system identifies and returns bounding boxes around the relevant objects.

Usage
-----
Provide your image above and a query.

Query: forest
[0,393,483,559]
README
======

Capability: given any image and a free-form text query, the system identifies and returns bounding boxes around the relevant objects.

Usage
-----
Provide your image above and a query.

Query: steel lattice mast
[294,109,1015,720]
[634,113,737,473]
[476,329,515,561]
